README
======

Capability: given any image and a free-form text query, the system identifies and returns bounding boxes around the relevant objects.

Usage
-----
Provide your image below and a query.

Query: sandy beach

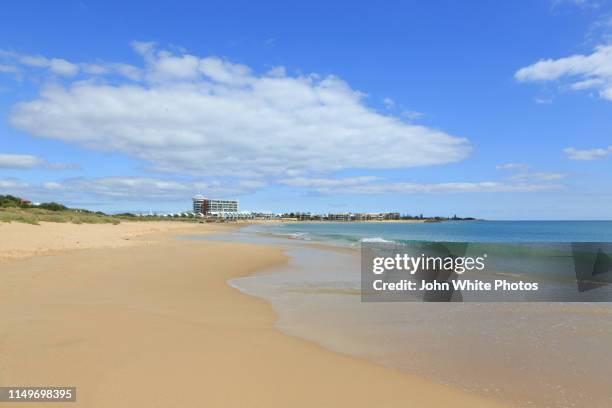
[0,221,506,407]
[0,221,213,262]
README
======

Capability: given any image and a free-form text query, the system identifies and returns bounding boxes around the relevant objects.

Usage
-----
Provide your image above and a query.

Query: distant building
[306,212,403,221]
[192,195,238,215]
[328,213,353,221]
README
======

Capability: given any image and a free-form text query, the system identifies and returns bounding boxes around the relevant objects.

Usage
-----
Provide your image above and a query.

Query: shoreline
[231,226,612,407]
[0,221,506,407]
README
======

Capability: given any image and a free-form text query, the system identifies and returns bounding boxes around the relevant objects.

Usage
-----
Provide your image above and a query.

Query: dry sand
[0,221,507,407]
[0,221,211,262]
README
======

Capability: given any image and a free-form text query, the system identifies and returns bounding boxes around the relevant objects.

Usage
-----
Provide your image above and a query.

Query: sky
[0,0,611,219]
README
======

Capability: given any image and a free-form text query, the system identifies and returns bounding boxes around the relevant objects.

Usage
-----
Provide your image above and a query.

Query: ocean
[243,220,612,243]
[189,220,612,407]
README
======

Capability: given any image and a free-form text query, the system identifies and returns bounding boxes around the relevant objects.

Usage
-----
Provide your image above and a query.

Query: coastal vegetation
[0,207,119,225]
[0,195,119,225]
[0,194,193,225]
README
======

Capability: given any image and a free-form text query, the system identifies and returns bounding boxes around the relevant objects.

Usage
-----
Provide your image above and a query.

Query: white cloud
[569,78,604,90]
[352,182,560,194]
[0,175,264,205]
[0,50,79,76]
[279,164,567,195]
[112,63,141,80]
[534,96,553,104]
[496,162,529,171]
[8,43,471,182]
[0,49,141,80]
[0,64,19,74]
[401,110,425,120]
[381,97,424,120]
[80,63,110,75]
[1,173,564,206]
[198,57,252,84]
[496,163,565,182]
[278,176,561,194]
[39,177,264,201]
[0,153,77,170]
[564,146,612,160]
[383,97,395,108]
[508,172,566,181]
[17,54,48,67]
[152,53,200,81]
[0,154,44,169]
[46,177,195,199]
[531,172,566,181]
[515,45,612,100]
[48,58,79,76]
[45,162,80,170]
[586,15,612,44]
[267,66,286,77]
[42,181,64,190]
[280,176,380,187]
[0,178,29,190]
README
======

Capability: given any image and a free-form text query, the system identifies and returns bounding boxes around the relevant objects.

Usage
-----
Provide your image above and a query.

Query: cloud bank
[7,43,470,181]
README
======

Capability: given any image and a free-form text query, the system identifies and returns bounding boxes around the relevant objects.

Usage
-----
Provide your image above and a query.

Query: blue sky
[1,0,611,219]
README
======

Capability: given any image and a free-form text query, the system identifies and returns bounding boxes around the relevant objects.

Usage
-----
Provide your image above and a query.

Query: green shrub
[37,202,69,211]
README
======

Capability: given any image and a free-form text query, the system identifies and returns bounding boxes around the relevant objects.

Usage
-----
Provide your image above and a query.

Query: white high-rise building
[192,195,239,215]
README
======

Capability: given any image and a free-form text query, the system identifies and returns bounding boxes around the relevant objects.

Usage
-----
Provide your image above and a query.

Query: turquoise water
[247,220,612,243]
[222,228,612,406]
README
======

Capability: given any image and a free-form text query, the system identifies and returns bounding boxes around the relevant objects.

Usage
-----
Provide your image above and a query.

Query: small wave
[273,232,312,241]
[361,237,393,243]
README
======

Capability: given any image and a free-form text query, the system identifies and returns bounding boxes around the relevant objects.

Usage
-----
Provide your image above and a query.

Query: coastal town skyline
[1,1,612,219]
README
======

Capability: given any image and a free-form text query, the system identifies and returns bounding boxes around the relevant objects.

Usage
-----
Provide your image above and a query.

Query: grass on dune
[0,194,198,225]
[0,210,40,225]
[0,207,121,225]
